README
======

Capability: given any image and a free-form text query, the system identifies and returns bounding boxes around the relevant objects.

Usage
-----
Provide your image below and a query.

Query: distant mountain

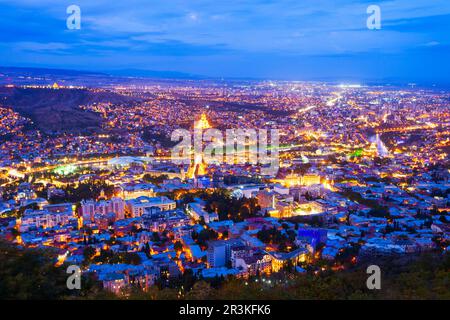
[0,66,107,77]
[0,65,207,81]
[107,68,205,79]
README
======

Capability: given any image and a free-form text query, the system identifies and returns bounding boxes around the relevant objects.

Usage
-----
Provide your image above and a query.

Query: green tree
[185,281,215,300]
[174,241,183,253]
[83,246,96,262]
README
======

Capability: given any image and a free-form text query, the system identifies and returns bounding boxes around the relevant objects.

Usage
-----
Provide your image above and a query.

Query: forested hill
[0,86,133,133]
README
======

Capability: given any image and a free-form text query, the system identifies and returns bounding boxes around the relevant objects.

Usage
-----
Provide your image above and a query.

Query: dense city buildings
[0,75,448,299]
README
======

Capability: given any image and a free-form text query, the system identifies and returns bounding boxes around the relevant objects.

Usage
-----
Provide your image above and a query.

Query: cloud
[0,0,449,82]
[423,41,440,47]
[14,41,71,52]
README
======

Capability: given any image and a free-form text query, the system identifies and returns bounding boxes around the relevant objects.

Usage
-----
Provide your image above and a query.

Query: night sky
[1,0,449,84]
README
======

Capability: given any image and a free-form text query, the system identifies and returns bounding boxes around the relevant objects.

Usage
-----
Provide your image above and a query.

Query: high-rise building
[207,241,228,268]
[81,197,125,222]
[207,239,244,268]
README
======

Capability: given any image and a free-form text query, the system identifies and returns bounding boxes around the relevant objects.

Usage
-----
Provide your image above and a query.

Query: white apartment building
[126,196,176,217]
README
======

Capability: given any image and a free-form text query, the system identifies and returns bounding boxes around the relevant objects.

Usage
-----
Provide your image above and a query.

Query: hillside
[0,87,133,133]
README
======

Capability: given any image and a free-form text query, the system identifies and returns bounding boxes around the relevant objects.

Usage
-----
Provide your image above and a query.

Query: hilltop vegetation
[0,87,134,133]
[0,240,449,300]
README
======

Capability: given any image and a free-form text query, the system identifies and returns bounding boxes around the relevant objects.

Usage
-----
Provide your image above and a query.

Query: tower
[188,113,211,179]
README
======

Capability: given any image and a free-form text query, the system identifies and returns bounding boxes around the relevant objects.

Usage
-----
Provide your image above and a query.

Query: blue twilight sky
[0,0,449,84]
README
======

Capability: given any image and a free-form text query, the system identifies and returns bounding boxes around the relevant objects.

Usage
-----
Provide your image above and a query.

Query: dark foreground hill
[0,238,449,300]
[0,87,133,133]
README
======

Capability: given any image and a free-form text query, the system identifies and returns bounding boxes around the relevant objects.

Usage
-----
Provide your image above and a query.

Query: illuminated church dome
[194,113,211,130]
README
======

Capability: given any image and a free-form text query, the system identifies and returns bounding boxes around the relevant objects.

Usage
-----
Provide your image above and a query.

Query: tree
[143,174,169,185]
[0,240,104,300]
[182,269,197,294]
[125,253,141,265]
[174,241,183,253]
[185,281,215,300]
[83,246,96,262]
[143,242,151,257]
[197,229,218,247]
[222,230,229,239]
[151,232,161,243]
[202,189,260,222]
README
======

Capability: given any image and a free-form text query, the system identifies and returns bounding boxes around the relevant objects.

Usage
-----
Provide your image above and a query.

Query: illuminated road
[375,123,439,133]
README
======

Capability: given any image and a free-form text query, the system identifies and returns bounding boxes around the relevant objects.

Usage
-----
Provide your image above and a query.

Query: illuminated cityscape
[0,0,449,302]
[0,77,448,299]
